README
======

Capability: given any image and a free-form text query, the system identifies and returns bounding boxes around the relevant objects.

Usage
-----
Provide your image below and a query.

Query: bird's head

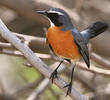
[37,8,73,30]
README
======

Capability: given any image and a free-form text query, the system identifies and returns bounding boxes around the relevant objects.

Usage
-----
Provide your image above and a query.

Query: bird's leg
[63,63,76,96]
[50,60,64,83]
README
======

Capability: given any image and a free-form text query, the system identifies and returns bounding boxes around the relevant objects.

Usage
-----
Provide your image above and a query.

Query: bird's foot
[63,81,72,96]
[50,69,58,83]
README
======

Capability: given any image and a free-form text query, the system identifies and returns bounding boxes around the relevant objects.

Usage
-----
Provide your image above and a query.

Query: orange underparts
[47,26,81,61]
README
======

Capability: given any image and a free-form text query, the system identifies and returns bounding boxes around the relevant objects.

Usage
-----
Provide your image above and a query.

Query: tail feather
[80,22,109,44]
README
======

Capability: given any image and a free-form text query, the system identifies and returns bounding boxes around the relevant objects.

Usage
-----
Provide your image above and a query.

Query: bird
[37,8,108,96]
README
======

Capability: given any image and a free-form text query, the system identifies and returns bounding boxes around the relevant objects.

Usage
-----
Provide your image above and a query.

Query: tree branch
[11,77,44,96]
[77,62,110,77]
[0,19,88,100]
[27,78,50,100]
[90,52,110,70]
[0,47,110,77]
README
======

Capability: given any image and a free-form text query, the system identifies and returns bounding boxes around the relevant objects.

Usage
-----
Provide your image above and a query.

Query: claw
[63,81,72,96]
[50,60,64,83]
[50,69,58,83]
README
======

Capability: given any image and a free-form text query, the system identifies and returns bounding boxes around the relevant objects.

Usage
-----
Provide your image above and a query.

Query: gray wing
[72,29,90,68]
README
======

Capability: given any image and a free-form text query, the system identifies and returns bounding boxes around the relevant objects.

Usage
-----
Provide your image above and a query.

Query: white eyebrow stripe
[49,11,64,15]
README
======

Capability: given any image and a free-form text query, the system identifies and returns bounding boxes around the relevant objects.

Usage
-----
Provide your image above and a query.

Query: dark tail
[80,22,109,44]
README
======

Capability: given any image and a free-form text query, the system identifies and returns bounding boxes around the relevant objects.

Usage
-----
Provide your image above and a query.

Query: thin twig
[27,62,67,100]
[11,77,44,96]
[0,42,15,50]
[0,47,110,77]
[1,33,110,71]
[77,62,110,77]
[0,49,23,57]
[90,52,110,70]
[0,19,88,100]
[27,78,50,100]
[63,68,96,92]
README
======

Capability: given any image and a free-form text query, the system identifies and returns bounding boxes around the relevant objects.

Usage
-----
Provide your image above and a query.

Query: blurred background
[0,0,110,100]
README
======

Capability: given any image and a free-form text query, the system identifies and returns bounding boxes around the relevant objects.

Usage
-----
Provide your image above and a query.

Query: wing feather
[72,29,90,68]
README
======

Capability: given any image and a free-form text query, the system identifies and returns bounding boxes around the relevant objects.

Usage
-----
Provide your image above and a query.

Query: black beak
[37,10,47,15]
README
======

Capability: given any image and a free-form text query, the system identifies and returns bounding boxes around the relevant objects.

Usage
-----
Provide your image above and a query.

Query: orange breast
[47,26,81,60]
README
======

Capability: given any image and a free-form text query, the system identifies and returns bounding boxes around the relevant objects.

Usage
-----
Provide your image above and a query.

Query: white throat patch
[48,18,55,27]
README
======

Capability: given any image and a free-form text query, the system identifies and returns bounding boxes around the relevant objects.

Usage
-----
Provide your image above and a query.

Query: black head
[37,8,73,30]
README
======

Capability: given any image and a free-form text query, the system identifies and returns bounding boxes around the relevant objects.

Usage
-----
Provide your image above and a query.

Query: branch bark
[11,77,44,96]
[90,53,110,70]
[77,63,110,77]
[27,78,50,100]
[0,19,88,100]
